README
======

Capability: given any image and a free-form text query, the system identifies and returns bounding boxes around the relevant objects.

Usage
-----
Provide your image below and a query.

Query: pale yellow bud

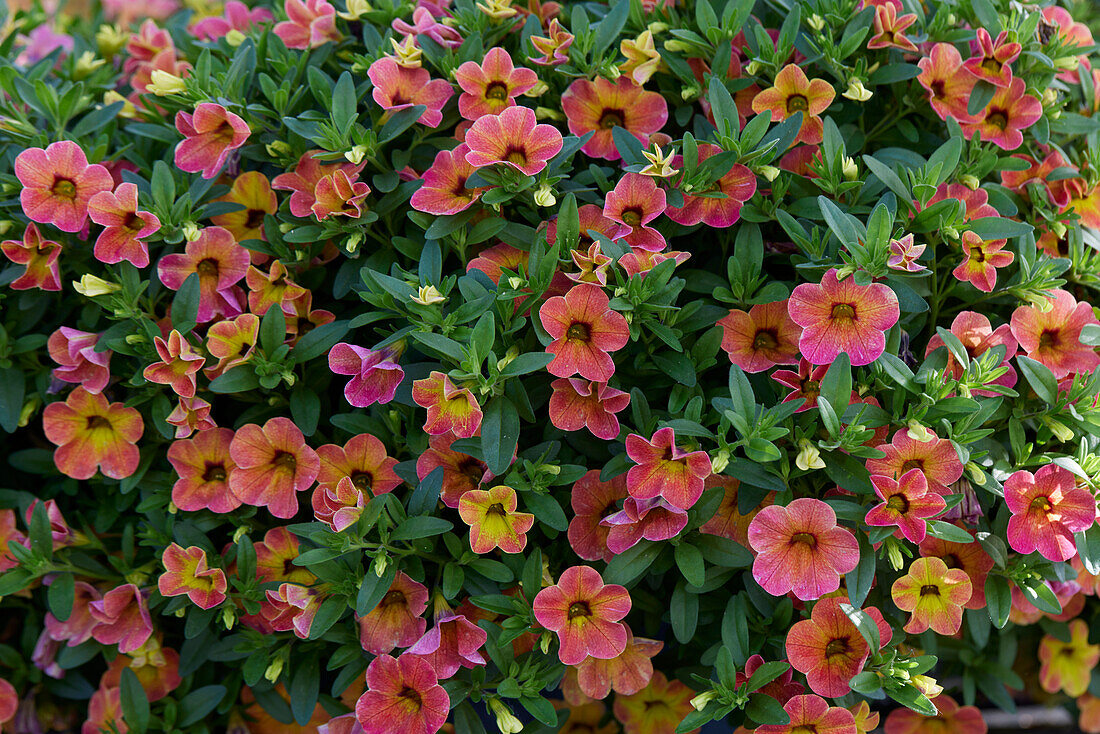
[345,145,369,165]
[18,397,40,428]
[906,420,934,442]
[758,165,781,182]
[745,60,762,76]
[411,284,447,306]
[182,222,202,242]
[338,0,373,20]
[523,80,550,97]
[842,78,873,102]
[711,449,730,475]
[647,22,669,34]
[690,691,718,711]
[681,85,700,101]
[73,51,106,80]
[222,606,236,629]
[912,675,943,698]
[807,14,826,31]
[345,232,363,254]
[959,174,980,190]
[1043,416,1074,442]
[147,70,187,96]
[96,24,129,57]
[103,91,138,119]
[266,140,293,158]
[264,657,284,683]
[535,107,565,121]
[224,29,247,47]
[663,40,693,53]
[488,699,523,734]
[73,274,122,297]
[533,182,557,207]
[796,439,825,471]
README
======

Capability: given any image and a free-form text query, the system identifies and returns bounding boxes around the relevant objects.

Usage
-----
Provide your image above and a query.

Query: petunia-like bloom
[718,300,802,373]
[1002,151,1075,209]
[1010,288,1100,379]
[406,611,488,678]
[391,7,463,48]
[1039,619,1100,697]
[48,327,112,394]
[625,427,711,510]
[884,695,986,734]
[15,140,113,233]
[919,532,994,610]
[454,47,538,120]
[699,476,773,546]
[212,171,278,243]
[887,234,927,273]
[0,510,26,574]
[1005,464,1095,562]
[866,469,946,544]
[354,654,449,734]
[1080,695,1100,734]
[193,0,273,39]
[166,396,216,439]
[87,182,161,268]
[89,583,154,654]
[25,499,80,551]
[99,636,182,703]
[43,387,143,480]
[84,686,126,734]
[561,76,668,161]
[458,485,535,553]
[751,64,836,146]
[229,417,321,519]
[916,43,978,123]
[867,3,917,51]
[464,105,564,176]
[167,426,240,513]
[158,226,250,323]
[143,329,204,398]
[865,428,964,496]
[788,268,900,366]
[566,242,613,286]
[619,30,664,85]
[411,372,483,439]
[273,151,365,219]
[603,172,667,251]
[45,581,101,646]
[612,672,696,734]
[960,77,1042,151]
[772,358,829,412]
[754,695,857,734]
[963,29,1021,87]
[891,556,972,635]
[274,0,342,49]
[368,57,453,129]
[530,18,573,66]
[539,284,630,382]
[255,527,315,586]
[568,470,628,562]
[747,498,860,601]
[575,629,662,699]
[245,260,306,316]
[417,434,493,508]
[533,565,631,665]
[1,222,62,291]
[265,583,323,638]
[174,103,250,179]
[549,378,630,441]
[602,496,689,553]
[311,169,371,220]
[312,477,368,531]
[205,314,259,377]
[158,543,228,609]
[329,342,405,408]
[410,144,486,215]
[316,433,402,498]
[952,231,1014,293]
[925,311,1018,396]
[786,598,891,698]
[733,654,805,705]
[665,143,757,227]
[358,572,429,655]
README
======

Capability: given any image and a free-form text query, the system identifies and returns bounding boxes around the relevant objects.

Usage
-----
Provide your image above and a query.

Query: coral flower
[174,103,250,179]
[100,637,182,702]
[14,140,113,233]
[454,47,538,120]
[576,630,662,699]
[849,701,880,734]
[205,314,259,376]
[887,234,927,273]
[561,76,668,160]
[602,496,689,553]
[531,19,573,66]
[625,427,711,510]
[406,611,488,677]
[311,169,371,219]
[1010,288,1100,379]
[925,311,1018,396]
[755,695,856,734]
[84,686,126,734]
[45,580,101,646]
[568,470,628,562]
[613,672,696,734]
[273,151,365,218]
[788,268,900,366]
[354,654,449,734]
[368,57,453,128]
[867,3,918,51]
[255,527,315,585]
[212,171,278,243]
[228,416,321,519]
[1,222,62,291]
[665,143,757,227]
[566,242,614,285]
[166,396,216,439]
[0,511,26,573]
[1080,695,1100,734]
[866,469,946,544]
[458,485,535,553]
[167,427,241,513]
[410,144,486,215]
[549,378,630,440]
[619,30,664,85]
[467,240,524,283]
[952,231,1013,293]
[275,0,342,49]
[358,572,429,655]
[747,498,860,601]
[718,300,802,372]
[1004,464,1095,562]
[700,476,773,546]
[416,434,492,508]
[1002,151,1074,209]
[772,358,829,412]
[751,64,836,146]
[193,1,273,39]
[539,284,630,382]
[963,29,1021,87]
[411,371,483,438]
[157,226,250,323]
[391,7,463,49]
[916,43,978,123]
[87,183,160,268]
[312,477,367,531]
[464,105,564,176]
[316,433,402,497]
[89,583,153,654]
[919,532,994,609]
[604,172,667,251]
[158,543,228,609]
[734,654,805,704]
[48,327,112,394]
[891,556,972,635]
[143,329,204,398]
[960,77,1042,151]
[865,428,964,496]
[43,387,143,480]
[533,565,631,665]
[786,597,892,697]
[884,695,986,734]
[1039,620,1100,696]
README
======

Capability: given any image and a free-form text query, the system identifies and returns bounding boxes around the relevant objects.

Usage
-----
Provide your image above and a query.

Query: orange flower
[751,64,835,145]
[157,543,228,609]
[458,485,534,553]
[43,387,143,480]
[1039,619,1100,696]
[212,170,277,243]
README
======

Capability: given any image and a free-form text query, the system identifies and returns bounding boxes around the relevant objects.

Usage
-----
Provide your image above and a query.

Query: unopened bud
[523,80,550,97]
[663,40,692,53]
[224,29,247,47]
[690,691,718,711]
[345,145,369,165]
[182,222,202,242]
[906,420,934,442]
[965,462,984,484]
[148,70,187,96]
[796,439,825,471]
[411,284,446,305]
[232,525,250,543]
[842,157,858,181]
[533,182,557,207]
[73,274,121,297]
[711,449,730,475]
[912,675,943,698]
[488,698,523,734]
[18,397,40,428]
[745,60,762,76]
[885,538,904,571]
[807,14,826,31]
[534,107,565,121]
[264,657,284,683]
[373,554,388,578]
[681,85,700,101]
[959,174,980,190]
[842,78,872,102]
[759,165,781,182]
[222,606,236,629]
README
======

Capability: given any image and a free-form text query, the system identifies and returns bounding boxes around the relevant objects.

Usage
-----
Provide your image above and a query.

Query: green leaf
[357,564,398,616]
[208,366,260,393]
[178,685,228,727]
[390,516,453,541]
[409,331,467,362]
[0,367,25,433]
[887,683,938,717]
[819,353,852,416]
[120,668,150,734]
[171,272,201,331]
[849,534,876,607]
[289,387,320,437]
[408,466,443,515]
[674,543,706,587]
[1017,355,1058,404]
[746,693,790,725]
[593,0,630,56]
[524,491,568,532]
[482,396,519,476]
[604,540,661,585]
[48,573,75,622]
[1077,523,1100,575]
[260,305,287,354]
[290,654,320,725]
[1019,578,1062,614]
[331,71,358,134]
[498,352,554,377]
[926,520,977,544]
[728,365,755,420]
[693,534,752,567]
[967,79,996,116]
[554,193,580,251]
[745,661,791,693]
[670,582,699,643]
[293,320,351,363]
[29,501,52,559]
[968,216,1032,240]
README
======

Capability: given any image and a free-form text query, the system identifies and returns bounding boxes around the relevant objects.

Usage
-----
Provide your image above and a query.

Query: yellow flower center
[568,601,591,619]
[566,322,591,341]
[987,110,1009,130]
[504,147,528,166]
[887,494,910,513]
[622,209,642,227]
[599,109,625,129]
[52,178,77,199]
[273,451,297,472]
[791,532,817,547]
[753,330,779,350]
[351,471,373,493]
[831,303,856,320]
[1039,329,1059,348]
[202,463,227,482]
[786,94,809,113]
[197,258,220,277]
[486,82,509,101]
[1030,495,1053,513]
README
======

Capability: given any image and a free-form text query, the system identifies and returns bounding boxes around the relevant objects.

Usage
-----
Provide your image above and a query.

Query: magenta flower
[454,47,538,120]
[1005,464,1096,562]
[48,327,112,394]
[368,57,454,129]
[788,268,900,366]
[157,226,250,323]
[406,612,488,678]
[392,7,463,49]
[962,28,1021,87]
[603,172,667,251]
[561,76,668,160]
[329,342,405,408]
[666,143,757,227]
[409,144,486,215]
[87,182,161,268]
[464,106,564,176]
[142,329,205,398]
[548,378,630,440]
[274,0,341,49]
[533,565,631,665]
[866,468,946,544]
[174,103,251,179]
[625,427,711,510]
[1,222,62,291]
[539,284,630,381]
[89,583,153,654]
[15,140,112,233]
[602,496,689,553]
[355,654,450,734]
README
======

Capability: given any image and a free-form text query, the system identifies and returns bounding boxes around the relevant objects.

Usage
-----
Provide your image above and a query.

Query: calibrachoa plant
[8,0,1100,732]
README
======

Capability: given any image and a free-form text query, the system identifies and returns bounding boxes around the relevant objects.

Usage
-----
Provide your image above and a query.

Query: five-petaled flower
[174,102,250,179]
[87,182,161,268]
[865,428,964,496]
[751,64,836,146]
[539,284,630,382]
[533,565,631,665]
[891,556,973,635]
[157,226,251,323]
[1,222,62,291]
[548,378,630,440]
[866,468,946,544]
[354,654,450,734]
[143,329,205,398]
[43,387,143,480]
[952,231,1014,293]
[1039,619,1100,697]
[167,427,240,513]
[411,371,484,439]
[786,598,892,698]
[719,300,802,373]
[561,76,668,161]
[454,47,538,120]
[1010,288,1100,379]
[15,140,113,233]
[625,426,712,510]
[458,485,535,554]
[229,417,321,519]
[464,105,564,176]
[1005,464,1095,562]
[358,572,429,655]
[755,694,858,734]
[158,543,228,610]
[788,268,900,366]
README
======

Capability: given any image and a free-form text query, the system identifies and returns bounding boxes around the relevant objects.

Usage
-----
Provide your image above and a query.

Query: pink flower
[48,327,112,394]
[406,612,488,678]
[755,695,857,734]
[788,268,900,366]
[925,311,1018,396]
[143,329,205,398]
[174,103,250,179]
[46,581,102,646]
[157,226,250,323]
[562,76,668,161]
[354,654,450,734]
[357,572,429,655]
[1005,464,1095,562]
[464,105,564,176]
[603,173,667,251]
[568,470,628,562]
[865,428,964,497]
[89,584,153,654]
[786,597,891,697]
[887,234,927,273]
[275,0,342,49]
[718,300,802,373]
[193,1,273,40]
[228,417,321,519]
[43,387,143,480]
[1,222,62,291]
[87,183,160,268]
[158,543,228,609]
[548,378,630,440]
[602,496,689,553]
[166,396,216,439]
[962,29,1021,87]
[1010,288,1100,379]
[167,426,241,513]
[411,372,483,438]
[454,47,538,120]
[15,140,112,233]
[533,565,631,665]
[409,144,486,215]
[392,7,463,49]
[960,77,1042,151]
[311,169,372,220]
[666,143,757,227]
[368,57,454,129]
[865,468,946,544]
[952,231,1013,292]
[625,427,711,510]
[539,284,630,381]
[273,151,366,218]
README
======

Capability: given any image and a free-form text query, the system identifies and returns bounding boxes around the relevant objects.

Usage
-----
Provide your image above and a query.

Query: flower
[575,629,663,699]
[194,1,273,39]
[718,300,802,372]
[772,359,829,412]
[602,496,689,553]
[264,583,323,638]
[963,29,1021,87]
[530,19,573,66]
[612,672,696,734]
[275,0,342,49]
[87,182,160,268]
[174,103,250,179]
[416,434,493,508]
[666,143,757,227]
[15,140,113,233]
[754,695,856,734]
[326,343,406,411]
[166,396,216,438]
[392,8,463,49]
[924,311,1017,396]
[84,686,126,734]
[158,543,228,609]
[620,30,664,85]
[865,428,964,496]
[1010,288,1100,379]
[316,433,402,499]
[918,532,994,609]
[454,48,538,120]
[625,427,711,510]
[143,329,205,398]
[1039,620,1100,696]
[549,378,630,440]
[411,371,483,438]
[458,485,535,553]
[410,144,486,215]
[603,172,667,251]
[786,597,892,697]
[849,701,879,734]
[212,171,278,243]
[45,581,102,646]
[313,477,368,531]
[0,511,26,574]
[539,284,630,382]
[733,654,805,704]
[1005,464,1095,562]
[354,654,449,734]
[891,556,973,635]
[228,417,321,519]
[747,498,860,601]
[406,611,488,677]
[464,105,564,176]
[887,234,927,272]
[368,57,454,128]
[952,231,1014,293]
[916,43,978,123]
[884,695,986,734]
[255,527,315,585]
[157,226,250,323]
[1,222,62,291]
[273,151,366,218]
[788,269,900,366]
[205,314,259,377]
[1080,695,1100,734]
[167,427,240,513]
[866,468,946,544]
[699,476,773,546]
[533,565,631,665]
[99,636,182,703]
[43,387,143,480]
[867,3,918,52]
[89,583,153,654]
[561,76,668,160]
[48,327,112,394]
[358,572,429,655]
[568,470,629,562]
[960,77,1042,151]
[311,168,372,220]
[751,64,836,146]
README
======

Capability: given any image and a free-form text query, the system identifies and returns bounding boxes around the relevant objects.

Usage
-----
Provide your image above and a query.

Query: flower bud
[663,40,692,53]
[534,107,565,121]
[1043,416,1074,442]
[959,174,980,190]
[690,691,718,711]
[96,24,129,57]
[345,145,369,165]
[758,165,781,182]
[488,698,523,734]
[534,182,557,207]
[965,462,985,484]
[885,537,904,571]
[912,675,943,698]
[338,0,373,20]
[266,140,293,158]
[345,233,363,254]
[411,285,447,306]
[182,222,202,242]
[73,51,106,80]
[148,70,187,96]
[103,91,138,119]
[842,157,858,181]
[842,78,873,102]
[18,396,40,428]
[222,606,236,629]
[73,274,122,297]
[224,29,247,47]
[523,80,550,97]
[906,420,934,442]
[745,60,762,76]
[232,525,250,543]
[796,439,825,471]
[711,449,731,474]
[681,85,700,101]
[264,657,284,683]
[374,554,388,578]
[807,14,826,31]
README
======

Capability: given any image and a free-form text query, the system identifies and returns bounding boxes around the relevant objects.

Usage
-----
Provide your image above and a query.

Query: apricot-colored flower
[575,628,662,699]
[166,396,216,439]
[255,527,315,585]
[15,140,112,232]
[412,371,483,438]
[1003,151,1075,209]
[891,556,972,635]
[530,19,573,66]
[960,77,1042,151]
[46,580,102,646]
[757,695,857,734]
[274,0,341,49]
[0,510,26,574]
[205,314,259,377]
[866,468,946,543]
[788,268,900,366]
[603,172,667,251]
[368,57,453,128]
[311,168,372,220]
[752,64,836,146]
[316,433,402,499]
[174,103,250,179]
[952,231,1013,293]
[391,7,462,48]
[1079,694,1100,734]
[358,572,429,655]
[454,47,537,120]
[884,694,985,734]
[416,434,492,508]
[625,427,711,510]
[44,387,143,480]
[918,532,994,609]
[1039,620,1100,696]
[354,654,449,734]
[244,260,307,316]
[1005,463,1095,562]
[786,597,891,697]
[540,284,630,382]
[87,182,160,268]
[963,29,1020,87]
[916,43,978,123]
[458,485,534,553]
[548,378,629,440]
[612,671,696,734]
[1,222,61,291]
[312,477,368,531]
[699,476,772,546]
[562,76,668,161]
[772,358,828,412]
[602,496,689,553]
[212,171,277,243]
[89,583,153,654]
[406,611,488,678]
[666,143,757,227]
[329,342,405,408]
[229,417,321,518]
[193,0,273,39]
[865,428,963,496]
[465,105,564,175]
[1010,288,1100,379]
[167,426,240,513]
[747,498,860,601]
[48,327,112,394]
[533,565,631,665]
[925,311,1017,396]
[100,636,181,703]
[157,226,250,322]
[264,583,323,638]
[849,701,880,734]
[410,144,486,215]
[84,686,126,734]
[867,3,918,52]
[568,470,628,562]
[273,151,365,218]
[719,300,802,372]
[158,543,228,609]
[143,329,204,398]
